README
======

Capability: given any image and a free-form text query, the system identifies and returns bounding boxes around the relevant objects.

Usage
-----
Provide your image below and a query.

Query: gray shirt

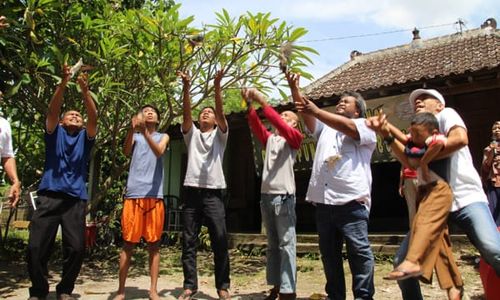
[125,132,165,199]
[182,123,228,189]
[261,134,298,195]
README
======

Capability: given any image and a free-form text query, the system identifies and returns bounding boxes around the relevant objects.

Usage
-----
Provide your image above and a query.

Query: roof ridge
[303,26,500,98]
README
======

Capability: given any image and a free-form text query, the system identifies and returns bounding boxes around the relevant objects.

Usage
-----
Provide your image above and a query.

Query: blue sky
[178,0,499,86]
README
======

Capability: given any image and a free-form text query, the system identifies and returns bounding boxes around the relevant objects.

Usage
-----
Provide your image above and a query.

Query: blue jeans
[316,202,375,300]
[396,201,500,299]
[260,194,297,293]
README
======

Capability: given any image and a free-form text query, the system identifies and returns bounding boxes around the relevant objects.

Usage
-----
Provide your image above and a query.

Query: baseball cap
[408,89,445,111]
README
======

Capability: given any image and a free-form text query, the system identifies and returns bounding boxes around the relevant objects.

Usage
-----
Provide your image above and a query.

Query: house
[165,18,500,233]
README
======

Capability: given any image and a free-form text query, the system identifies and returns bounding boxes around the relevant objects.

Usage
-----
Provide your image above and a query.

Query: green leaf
[289,27,308,41]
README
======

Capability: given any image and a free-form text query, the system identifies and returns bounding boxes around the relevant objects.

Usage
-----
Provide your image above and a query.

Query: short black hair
[411,112,439,131]
[141,104,161,122]
[198,106,216,118]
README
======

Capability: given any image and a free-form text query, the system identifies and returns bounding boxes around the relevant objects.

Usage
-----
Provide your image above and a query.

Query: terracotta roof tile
[303,27,500,100]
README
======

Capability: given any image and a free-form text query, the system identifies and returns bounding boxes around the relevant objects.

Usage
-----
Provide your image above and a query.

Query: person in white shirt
[177,70,231,300]
[287,72,377,300]
[367,88,500,300]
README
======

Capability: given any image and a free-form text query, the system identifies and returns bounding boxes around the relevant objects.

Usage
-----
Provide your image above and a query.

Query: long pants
[260,194,297,293]
[181,187,230,291]
[405,181,463,289]
[486,182,500,226]
[315,201,375,300]
[27,191,86,298]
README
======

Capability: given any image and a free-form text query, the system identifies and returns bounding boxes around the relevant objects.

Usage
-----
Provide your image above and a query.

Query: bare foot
[113,293,125,300]
[383,260,423,280]
[448,286,463,300]
[149,291,161,300]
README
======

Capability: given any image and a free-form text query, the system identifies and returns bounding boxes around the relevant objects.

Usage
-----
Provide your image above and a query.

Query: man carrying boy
[370,112,463,299]
[27,65,97,300]
[114,105,170,300]
[367,88,500,300]
[242,88,303,300]
[177,70,231,300]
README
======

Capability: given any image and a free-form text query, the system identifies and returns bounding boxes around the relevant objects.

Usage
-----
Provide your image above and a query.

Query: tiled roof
[303,26,500,100]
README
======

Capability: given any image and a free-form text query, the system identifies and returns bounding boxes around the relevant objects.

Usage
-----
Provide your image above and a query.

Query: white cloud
[284,0,497,28]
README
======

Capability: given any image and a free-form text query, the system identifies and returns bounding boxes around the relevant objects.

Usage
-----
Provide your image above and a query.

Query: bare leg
[148,241,161,300]
[114,242,135,300]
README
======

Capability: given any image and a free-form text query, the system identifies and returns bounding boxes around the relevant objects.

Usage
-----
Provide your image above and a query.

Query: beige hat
[408,89,445,111]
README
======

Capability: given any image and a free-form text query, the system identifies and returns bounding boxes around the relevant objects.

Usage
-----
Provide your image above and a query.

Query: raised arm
[366,113,408,144]
[286,72,316,133]
[367,113,411,167]
[242,88,271,146]
[47,64,71,133]
[2,157,20,208]
[77,73,97,138]
[214,69,228,133]
[123,115,142,156]
[178,71,192,134]
[301,98,360,140]
[250,88,302,149]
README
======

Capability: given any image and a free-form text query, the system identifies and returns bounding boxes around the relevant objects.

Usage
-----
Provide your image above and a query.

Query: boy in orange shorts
[114,105,170,300]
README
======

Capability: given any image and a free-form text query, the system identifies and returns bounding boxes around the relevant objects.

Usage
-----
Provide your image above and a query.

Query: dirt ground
[0,247,486,300]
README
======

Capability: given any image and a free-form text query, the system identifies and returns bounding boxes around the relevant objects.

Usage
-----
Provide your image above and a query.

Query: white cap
[408,89,445,111]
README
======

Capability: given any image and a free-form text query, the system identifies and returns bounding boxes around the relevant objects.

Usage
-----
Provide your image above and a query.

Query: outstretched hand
[77,72,89,93]
[0,16,8,29]
[177,70,191,86]
[241,88,265,106]
[365,111,390,137]
[299,97,321,115]
[61,64,72,85]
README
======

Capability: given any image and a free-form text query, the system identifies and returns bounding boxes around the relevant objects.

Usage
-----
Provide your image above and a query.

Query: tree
[0,0,317,215]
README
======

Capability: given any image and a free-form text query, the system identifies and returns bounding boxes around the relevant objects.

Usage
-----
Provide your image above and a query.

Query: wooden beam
[439,78,500,95]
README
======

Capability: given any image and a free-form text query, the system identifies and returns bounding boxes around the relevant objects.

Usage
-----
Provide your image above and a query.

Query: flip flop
[383,268,423,280]
[178,289,198,300]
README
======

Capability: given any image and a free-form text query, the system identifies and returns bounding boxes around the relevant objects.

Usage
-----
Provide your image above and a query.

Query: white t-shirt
[182,123,228,189]
[0,117,14,158]
[306,118,377,210]
[436,107,488,211]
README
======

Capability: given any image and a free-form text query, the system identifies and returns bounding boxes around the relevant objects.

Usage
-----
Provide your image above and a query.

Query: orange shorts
[121,198,165,243]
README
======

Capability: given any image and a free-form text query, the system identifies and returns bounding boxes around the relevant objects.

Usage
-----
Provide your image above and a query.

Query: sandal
[178,289,198,300]
[383,268,423,280]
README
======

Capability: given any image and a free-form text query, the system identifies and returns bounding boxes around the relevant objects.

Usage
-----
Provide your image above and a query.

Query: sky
[177,0,499,87]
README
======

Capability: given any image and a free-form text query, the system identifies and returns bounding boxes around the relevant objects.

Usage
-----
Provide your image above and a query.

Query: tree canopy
[0,0,317,214]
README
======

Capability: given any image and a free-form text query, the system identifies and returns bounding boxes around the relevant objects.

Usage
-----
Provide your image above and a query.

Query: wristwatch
[383,135,395,145]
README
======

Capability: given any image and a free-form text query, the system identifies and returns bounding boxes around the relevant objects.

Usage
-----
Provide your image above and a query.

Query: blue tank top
[125,132,165,199]
[38,125,95,200]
